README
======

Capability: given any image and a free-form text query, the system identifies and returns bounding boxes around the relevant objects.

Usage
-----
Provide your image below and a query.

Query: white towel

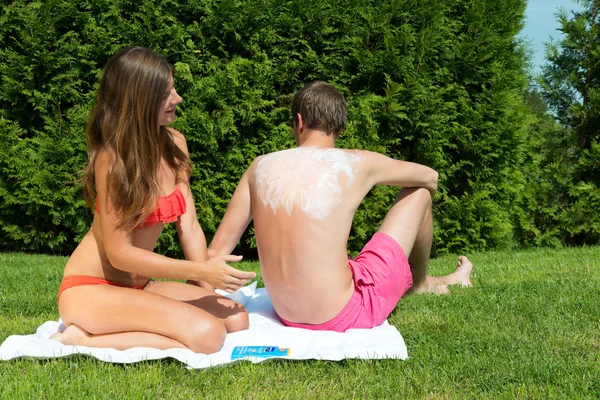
[0,283,408,368]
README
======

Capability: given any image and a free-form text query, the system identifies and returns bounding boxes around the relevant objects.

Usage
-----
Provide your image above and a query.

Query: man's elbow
[429,169,439,196]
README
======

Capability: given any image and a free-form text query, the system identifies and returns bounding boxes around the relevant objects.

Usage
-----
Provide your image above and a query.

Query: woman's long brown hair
[84,47,192,231]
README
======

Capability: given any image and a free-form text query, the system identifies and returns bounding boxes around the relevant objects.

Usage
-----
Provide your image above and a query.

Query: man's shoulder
[258,147,368,157]
[252,148,294,166]
[251,147,376,171]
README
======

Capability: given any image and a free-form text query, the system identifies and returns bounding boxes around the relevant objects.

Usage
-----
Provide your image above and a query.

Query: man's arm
[365,151,439,196]
[209,167,254,257]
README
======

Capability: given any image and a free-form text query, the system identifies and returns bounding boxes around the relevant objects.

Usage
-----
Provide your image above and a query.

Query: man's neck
[297,129,336,148]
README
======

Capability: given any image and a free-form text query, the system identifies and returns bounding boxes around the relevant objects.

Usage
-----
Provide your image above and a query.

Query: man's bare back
[210,81,473,331]
[250,146,371,323]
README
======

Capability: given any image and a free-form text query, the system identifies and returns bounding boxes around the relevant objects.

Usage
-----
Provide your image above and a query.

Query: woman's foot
[49,324,90,346]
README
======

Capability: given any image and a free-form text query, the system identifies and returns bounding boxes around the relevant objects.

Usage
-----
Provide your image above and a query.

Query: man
[209,81,473,332]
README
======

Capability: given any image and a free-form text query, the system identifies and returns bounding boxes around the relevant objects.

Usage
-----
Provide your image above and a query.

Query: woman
[51,47,255,354]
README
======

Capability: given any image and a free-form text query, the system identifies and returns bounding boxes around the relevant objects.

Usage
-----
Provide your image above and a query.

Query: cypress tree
[0,0,531,256]
[538,0,600,245]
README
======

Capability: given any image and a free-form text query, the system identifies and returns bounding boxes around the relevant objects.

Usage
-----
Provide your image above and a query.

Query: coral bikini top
[95,188,187,229]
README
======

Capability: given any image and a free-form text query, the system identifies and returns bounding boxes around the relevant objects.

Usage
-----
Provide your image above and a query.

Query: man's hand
[207,248,221,259]
[185,279,215,291]
[196,255,256,293]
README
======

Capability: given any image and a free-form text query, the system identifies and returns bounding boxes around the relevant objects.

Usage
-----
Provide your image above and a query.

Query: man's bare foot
[455,256,473,287]
[409,279,450,295]
[408,256,473,294]
[49,324,90,346]
[434,284,450,294]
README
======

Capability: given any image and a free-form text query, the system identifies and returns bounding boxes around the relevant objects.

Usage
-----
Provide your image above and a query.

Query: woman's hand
[197,255,256,293]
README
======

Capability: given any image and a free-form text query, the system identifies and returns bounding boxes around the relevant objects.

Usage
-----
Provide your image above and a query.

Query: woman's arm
[171,130,242,291]
[95,147,254,292]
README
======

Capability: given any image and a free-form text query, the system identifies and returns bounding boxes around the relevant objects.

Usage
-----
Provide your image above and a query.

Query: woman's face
[157,77,182,126]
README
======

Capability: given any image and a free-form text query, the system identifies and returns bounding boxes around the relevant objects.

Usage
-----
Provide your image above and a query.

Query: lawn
[0,247,598,399]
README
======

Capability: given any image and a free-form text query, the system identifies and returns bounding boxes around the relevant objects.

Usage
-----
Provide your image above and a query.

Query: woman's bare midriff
[62,214,164,287]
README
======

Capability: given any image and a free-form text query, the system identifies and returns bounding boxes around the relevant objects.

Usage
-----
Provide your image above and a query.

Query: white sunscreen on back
[255,147,362,220]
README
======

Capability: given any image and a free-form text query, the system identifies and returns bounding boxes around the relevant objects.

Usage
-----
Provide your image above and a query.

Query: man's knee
[395,187,432,207]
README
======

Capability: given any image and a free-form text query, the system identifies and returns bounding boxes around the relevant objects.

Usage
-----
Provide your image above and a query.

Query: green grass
[1,248,599,399]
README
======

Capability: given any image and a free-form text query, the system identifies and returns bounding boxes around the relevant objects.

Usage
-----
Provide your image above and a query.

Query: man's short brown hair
[291,81,347,136]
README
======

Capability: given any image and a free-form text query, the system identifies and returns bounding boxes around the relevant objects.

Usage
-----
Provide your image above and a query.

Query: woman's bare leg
[143,280,249,333]
[52,324,187,350]
[55,284,229,353]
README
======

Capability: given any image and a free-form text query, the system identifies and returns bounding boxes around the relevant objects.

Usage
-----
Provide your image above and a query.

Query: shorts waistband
[278,288,362,332]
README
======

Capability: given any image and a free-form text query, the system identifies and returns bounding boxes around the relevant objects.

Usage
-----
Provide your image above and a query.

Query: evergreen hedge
[0,0,531,257]
[537,0,600,246]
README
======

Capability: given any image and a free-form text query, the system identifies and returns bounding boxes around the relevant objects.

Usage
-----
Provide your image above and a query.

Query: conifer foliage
[538,0,600,245]
[0,0,531,256]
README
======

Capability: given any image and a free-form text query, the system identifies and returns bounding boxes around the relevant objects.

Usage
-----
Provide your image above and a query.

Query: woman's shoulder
[167,127,185,142]
[167,127,188,152]
[94,147,114,169]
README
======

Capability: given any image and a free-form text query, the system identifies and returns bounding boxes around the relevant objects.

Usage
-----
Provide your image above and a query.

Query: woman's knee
[184,318,227,354]
[224,309,250,333]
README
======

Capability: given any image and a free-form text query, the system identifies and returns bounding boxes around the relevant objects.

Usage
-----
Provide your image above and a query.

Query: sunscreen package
[231,346,290,360]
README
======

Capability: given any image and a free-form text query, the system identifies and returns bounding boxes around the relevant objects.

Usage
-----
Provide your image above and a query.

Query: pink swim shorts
[279,232,413,332]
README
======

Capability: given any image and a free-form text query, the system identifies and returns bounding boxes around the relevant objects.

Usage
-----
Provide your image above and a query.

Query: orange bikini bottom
[58,275,147,303]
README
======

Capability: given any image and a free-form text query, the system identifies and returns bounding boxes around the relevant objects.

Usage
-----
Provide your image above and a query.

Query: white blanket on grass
[0,283,408,368]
